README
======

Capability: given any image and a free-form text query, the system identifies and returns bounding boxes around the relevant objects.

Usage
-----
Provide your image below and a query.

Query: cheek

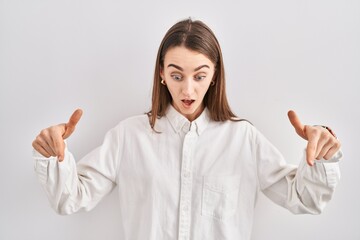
[166,84,179,97]
[192,86,208,100]
[200,86,211,96]
[199,79,213,93]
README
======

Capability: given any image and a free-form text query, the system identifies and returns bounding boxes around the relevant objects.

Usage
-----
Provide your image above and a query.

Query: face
[160,46,215,121]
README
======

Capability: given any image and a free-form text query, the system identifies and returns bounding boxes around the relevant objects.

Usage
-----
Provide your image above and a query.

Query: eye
[171,74,182,81]
[195,75,206,81]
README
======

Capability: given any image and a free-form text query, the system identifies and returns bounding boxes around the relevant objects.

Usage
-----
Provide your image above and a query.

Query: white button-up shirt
[34,105,342,240]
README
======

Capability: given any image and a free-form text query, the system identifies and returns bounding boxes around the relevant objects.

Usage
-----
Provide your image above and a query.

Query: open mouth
[181,99,195,108]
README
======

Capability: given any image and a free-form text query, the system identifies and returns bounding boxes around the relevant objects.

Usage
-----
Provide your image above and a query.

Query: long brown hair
[148,18,239,130]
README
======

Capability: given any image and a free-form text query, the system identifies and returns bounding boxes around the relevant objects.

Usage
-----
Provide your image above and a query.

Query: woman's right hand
[32,109,83,162]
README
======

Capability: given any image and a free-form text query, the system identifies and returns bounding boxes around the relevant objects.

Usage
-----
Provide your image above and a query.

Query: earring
[161,79,166,85]
[210,81,215,86]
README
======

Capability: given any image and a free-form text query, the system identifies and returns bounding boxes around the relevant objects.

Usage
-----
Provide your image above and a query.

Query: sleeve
[33,125,123,215]
[253,127,342,214]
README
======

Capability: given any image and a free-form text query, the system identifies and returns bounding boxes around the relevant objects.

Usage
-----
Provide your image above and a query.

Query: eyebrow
[167,64,210,72]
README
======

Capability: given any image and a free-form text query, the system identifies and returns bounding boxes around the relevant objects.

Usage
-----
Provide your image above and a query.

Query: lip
[181,99,195,108]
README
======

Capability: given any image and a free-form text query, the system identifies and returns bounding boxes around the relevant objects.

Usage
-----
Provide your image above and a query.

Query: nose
[181,78,194,97]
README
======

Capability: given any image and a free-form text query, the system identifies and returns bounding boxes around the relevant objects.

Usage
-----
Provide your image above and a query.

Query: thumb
[287,110,307,140]
[62,109,83,139]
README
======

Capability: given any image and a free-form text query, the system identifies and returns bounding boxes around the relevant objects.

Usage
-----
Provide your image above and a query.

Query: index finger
[288,110,307,140]
[67,109,83,129]
[63,109,83,139]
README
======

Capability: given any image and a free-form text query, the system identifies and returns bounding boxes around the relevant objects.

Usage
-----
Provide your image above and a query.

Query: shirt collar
[165,104,210,135]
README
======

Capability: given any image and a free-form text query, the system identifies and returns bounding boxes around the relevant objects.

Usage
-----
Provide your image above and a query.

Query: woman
[32,18,342,240]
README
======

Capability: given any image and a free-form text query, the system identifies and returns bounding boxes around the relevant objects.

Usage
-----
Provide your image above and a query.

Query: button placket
[178,126,197,240]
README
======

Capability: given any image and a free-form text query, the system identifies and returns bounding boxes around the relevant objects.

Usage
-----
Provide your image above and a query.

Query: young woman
[32,19,342,240]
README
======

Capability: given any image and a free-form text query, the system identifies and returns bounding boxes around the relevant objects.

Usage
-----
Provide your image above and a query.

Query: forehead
[164,46,214,69]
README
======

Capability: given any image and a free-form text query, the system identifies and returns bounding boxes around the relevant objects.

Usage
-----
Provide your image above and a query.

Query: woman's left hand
[287,110,341,166]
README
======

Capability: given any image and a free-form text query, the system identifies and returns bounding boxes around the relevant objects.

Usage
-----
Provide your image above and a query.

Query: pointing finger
[67,109,83,128]
[288,110,307,140]
[63,109,83,139]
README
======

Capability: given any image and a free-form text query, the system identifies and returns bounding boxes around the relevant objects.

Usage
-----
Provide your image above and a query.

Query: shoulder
[216,118,256,132]
[206,118,258,140]
[111,113,151,134]
[218,119,275,149]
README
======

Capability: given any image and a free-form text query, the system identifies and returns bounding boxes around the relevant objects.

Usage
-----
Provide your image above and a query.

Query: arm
[255,110,342,214]
[32,109,119,215]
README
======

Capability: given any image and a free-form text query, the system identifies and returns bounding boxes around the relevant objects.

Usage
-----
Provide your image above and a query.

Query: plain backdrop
[1,0,359,239]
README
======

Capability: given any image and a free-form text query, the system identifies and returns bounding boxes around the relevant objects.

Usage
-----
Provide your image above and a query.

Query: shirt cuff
[33,141,70,184]
[312,150,342,189]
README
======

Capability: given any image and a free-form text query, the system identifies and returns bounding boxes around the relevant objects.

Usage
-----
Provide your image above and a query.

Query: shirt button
[183,205,189,211]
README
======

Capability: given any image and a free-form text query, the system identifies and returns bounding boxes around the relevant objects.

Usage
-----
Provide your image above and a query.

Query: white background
[1,0,359,239]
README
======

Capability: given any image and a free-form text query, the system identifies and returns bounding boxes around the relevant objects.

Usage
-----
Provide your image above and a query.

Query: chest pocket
[201,175,241,221]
